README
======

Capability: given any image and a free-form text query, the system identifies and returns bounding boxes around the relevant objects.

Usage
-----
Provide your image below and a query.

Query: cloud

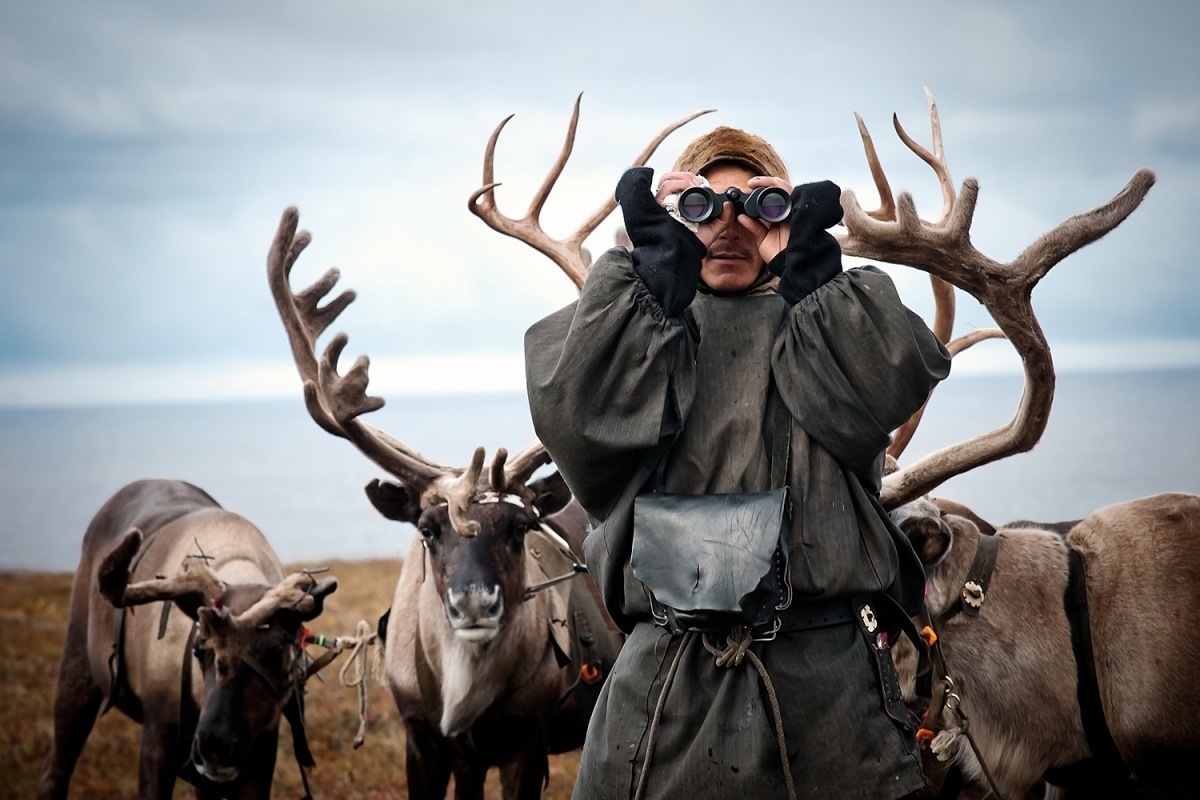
[1,0,1198,406]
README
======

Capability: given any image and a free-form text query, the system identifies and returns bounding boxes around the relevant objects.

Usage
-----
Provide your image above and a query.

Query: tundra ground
[0,559,581,799]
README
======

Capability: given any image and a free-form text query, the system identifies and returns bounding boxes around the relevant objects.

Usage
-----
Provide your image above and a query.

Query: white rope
[308,620,380,749]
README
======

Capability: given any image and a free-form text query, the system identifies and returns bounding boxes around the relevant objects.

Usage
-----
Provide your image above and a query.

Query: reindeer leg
[499,740,550,800]
[451,761,486,800]
[138,720,180,800]
[36,624,103,800]
[403,719,452,800]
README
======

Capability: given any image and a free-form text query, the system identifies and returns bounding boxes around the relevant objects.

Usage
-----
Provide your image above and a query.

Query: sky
[1,0,1199,408]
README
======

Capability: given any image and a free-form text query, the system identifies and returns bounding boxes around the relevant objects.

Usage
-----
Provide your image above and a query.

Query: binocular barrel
[677,186,792,224]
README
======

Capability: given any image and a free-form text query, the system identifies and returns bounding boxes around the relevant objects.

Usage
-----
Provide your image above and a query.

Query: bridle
[911,530,1005,800]
[184,585,324,799]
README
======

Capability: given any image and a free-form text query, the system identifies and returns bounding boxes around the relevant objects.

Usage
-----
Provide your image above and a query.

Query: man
[525,126,950,799]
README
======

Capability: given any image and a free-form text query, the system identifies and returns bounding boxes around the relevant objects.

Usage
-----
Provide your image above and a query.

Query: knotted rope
[633,627,796,800]
[703,627,796,800]
[304,620,381,749]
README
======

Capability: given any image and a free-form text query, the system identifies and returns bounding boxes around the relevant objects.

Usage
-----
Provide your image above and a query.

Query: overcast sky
[2,0,1198,407]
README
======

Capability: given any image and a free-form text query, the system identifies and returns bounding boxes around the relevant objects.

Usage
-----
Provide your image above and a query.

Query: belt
[775,594,859,634]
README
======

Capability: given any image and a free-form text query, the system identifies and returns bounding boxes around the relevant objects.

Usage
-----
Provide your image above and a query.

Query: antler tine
[892,88,956,221]
[854,113,896,223]
[526,95,582,222]
[233,572,319,631]
[841,93,1156,507]
[947,328,1006,356]
[505,440,553,490]
[489,447,509,494]
[469,95,715,290]
[569,106,717,254]
[441,446,486,537]
[268,207,457,491]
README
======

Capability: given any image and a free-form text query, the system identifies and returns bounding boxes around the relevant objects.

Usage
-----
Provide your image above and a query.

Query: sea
[2,369,1198,573]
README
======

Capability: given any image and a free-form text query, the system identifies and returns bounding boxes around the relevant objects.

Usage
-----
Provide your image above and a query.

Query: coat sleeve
[772,265,951,480]
[525,247,697,520]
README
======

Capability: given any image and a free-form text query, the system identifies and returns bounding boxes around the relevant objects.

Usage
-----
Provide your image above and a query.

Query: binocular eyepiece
[677,185,792,224]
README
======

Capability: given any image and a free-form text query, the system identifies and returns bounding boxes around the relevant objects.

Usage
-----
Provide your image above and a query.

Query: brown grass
[0,559,581,799]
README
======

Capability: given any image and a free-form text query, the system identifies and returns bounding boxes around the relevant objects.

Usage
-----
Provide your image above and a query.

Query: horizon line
[2,340,1199,410]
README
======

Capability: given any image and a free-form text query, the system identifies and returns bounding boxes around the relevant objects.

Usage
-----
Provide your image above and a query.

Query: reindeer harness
[915,531,1132,799]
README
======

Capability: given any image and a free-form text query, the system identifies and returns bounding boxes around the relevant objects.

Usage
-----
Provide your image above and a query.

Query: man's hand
[738,175,794,263]
[768,180,845,305]
[615,167,706,316]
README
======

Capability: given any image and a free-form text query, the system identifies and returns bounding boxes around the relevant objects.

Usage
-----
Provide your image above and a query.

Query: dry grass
[0,560,581,799]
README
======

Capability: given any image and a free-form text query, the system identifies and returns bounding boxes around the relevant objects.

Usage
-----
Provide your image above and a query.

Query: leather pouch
[631,487,791,634]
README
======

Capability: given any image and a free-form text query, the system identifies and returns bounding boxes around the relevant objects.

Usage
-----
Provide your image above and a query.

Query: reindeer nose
[445,583,504,637]
[191,729,244,783]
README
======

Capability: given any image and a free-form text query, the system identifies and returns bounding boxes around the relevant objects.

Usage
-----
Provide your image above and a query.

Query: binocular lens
[757,190,791,223]
[676,185,792,224]
[679,188,714,223]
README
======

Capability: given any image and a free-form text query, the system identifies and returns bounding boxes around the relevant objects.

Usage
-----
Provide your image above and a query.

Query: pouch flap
[631,488,787,615]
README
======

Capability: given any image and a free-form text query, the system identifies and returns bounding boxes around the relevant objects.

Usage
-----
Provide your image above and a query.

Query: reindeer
[833,95,1198,798]
[468,91,1165,798]
[38,478,338,800]
[262,98,717,799]
[891,494,1200,799]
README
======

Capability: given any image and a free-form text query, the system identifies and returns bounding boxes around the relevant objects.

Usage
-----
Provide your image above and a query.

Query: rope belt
[632,627,797,800]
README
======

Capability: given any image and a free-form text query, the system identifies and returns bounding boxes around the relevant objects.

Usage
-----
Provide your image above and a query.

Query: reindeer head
[266,206,586,643]
[364,445,572,642]
[98,529,337,783]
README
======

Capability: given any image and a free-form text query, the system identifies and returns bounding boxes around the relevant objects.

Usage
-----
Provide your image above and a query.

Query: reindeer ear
[198,606,227,638]
[98,527,143,607]
[899,515,953,567]
[528,471,572,518]
[365,479,422,524]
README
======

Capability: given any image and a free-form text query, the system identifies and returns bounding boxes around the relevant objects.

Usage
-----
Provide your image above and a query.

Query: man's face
[699,163,767,292]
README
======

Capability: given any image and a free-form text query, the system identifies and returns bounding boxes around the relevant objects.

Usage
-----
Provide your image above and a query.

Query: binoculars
[677,185,792,224]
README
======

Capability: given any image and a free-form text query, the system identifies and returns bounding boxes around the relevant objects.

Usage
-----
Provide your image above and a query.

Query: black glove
[767,180,844,305]
[615,167,706,317]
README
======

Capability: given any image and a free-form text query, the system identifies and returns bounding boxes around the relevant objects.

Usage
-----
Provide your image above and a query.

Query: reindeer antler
[269,207,524,536]
[231,572,324,630]
[99,529,227,609]
[469,93,714,290]
[841,89,1156,507]
[463,95,714,486]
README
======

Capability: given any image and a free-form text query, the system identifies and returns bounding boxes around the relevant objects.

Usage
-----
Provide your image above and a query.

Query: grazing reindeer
[470,91,1160,799]
[38,478,337,800]
[263,98,714,800]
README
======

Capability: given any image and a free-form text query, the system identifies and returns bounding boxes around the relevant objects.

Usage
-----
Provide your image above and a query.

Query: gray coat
[525,249,950,799]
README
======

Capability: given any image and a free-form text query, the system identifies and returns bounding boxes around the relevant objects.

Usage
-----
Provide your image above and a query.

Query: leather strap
[937,531,999,626]
[775,595,856,633]
[1063,545,1127,772]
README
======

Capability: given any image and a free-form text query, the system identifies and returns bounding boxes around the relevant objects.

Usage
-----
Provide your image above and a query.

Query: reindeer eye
[418,523,439,541]
[512,519,531,537]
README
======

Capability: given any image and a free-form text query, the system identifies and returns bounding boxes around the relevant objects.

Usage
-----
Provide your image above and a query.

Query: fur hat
[672,126,789,182]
